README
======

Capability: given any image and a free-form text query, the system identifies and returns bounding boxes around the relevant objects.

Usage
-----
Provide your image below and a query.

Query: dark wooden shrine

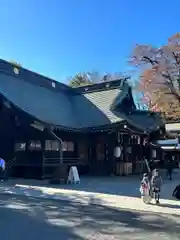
[0,59,165,179]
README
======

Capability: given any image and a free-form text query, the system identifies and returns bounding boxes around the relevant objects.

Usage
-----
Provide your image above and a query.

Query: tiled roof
[0,72,78,128]
[124,111,164,133]
[0,59,164,132]
[73,88,124,128]
[0,65,127,129]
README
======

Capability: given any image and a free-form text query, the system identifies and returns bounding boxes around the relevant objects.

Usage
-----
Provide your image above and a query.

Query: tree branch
[172,51,180,65]
[159,74,176,100]
[172,51,180,88]
[143,56,158,65]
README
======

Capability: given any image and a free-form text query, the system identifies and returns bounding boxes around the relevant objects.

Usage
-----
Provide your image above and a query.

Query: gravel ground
[0,194,179,240]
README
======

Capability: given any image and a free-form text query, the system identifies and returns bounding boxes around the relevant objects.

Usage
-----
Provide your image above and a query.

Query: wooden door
[94,137,109,175]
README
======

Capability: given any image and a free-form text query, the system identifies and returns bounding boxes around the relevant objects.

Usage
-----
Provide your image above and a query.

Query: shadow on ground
[0,194,179,239]
[148,202,180,209]
[0,197,83,240]
[2,174,180,201]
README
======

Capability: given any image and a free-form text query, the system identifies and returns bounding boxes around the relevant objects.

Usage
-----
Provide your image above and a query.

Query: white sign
[68,166,80,184]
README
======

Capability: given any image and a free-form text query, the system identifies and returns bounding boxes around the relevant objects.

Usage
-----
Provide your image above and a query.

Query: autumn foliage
[130,33,180,121]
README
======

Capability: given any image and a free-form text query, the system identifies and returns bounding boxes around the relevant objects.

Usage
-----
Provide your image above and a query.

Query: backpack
[151,175,162,189]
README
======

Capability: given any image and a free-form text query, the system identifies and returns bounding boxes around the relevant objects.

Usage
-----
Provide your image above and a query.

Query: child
[140,173,151,196]
[151,169,163,204]
[141,173,149,187]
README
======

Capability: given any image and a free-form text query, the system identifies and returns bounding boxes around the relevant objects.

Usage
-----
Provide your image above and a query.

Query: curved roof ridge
[0,61,164,132]
[73,78,130,94]
[0,59,72,94]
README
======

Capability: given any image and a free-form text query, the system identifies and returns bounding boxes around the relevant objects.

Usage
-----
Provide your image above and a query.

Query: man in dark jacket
[166,159,173,180]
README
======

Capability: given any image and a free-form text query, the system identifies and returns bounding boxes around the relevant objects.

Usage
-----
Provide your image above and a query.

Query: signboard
[68,166,80,184]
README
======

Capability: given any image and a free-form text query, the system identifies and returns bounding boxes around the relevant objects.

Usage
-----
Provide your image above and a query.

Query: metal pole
[50,130,63,164]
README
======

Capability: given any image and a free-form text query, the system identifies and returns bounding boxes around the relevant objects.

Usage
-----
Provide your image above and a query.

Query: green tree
[69,73,93,87]
[69,71,125,87]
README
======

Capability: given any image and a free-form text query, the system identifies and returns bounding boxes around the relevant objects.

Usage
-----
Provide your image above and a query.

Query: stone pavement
[0,175,180,215]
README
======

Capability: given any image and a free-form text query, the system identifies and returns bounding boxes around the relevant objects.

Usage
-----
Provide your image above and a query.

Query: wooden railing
[42,157,81,179]
[4,156,82,179]
[11,158,41,166]
[8,157,81,167]
[43,157,80,166]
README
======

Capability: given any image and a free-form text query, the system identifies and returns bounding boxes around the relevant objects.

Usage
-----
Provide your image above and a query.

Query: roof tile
[0,60,164,132]
[73,88,123,128]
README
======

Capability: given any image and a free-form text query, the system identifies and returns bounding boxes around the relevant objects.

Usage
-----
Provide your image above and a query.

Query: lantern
[114,146,122,158]
[152,149,156,158]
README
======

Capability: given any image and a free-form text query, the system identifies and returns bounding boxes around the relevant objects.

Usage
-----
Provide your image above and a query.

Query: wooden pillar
[114,131,130,175]
[107,131,116,174]
[140,136,146,174]
[123,134,129,162]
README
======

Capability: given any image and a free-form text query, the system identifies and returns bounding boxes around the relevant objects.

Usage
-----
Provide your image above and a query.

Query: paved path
[0,194,179,240]
[0,177,180,215]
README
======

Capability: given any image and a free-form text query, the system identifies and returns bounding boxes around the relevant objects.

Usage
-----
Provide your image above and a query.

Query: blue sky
[0,0,179,83]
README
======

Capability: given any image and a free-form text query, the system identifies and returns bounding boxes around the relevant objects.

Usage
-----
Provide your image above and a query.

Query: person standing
[166,159,173,180]
[140,173,151,203]
[141,173,150,193]
[0,158,5,181]
[141,173,150,187]
[151,169,163,204]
